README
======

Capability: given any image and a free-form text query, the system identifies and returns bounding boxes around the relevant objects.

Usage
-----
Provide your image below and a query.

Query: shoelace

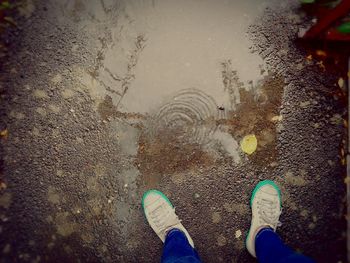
[258,198,282,229]
[149,204,181,236]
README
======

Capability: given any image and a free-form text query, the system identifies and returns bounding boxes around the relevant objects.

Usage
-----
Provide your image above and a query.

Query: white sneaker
[142,189,194,247]
[246,180,282,257]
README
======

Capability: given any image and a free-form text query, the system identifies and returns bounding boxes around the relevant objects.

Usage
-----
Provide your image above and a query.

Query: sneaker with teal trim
[246,180,282,257]
[142,189,194,247]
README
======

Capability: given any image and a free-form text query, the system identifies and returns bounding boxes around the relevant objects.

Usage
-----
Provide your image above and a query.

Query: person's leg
[246,180,314,263]
[161,229,201,263]
[255,228,314,263]
[142,190,202,263]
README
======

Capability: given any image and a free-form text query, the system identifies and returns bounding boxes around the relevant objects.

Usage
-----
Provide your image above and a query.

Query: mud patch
[136,128,215,187]
[220,63,285,166]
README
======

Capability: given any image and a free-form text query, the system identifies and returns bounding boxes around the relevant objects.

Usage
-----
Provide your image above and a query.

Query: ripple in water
[152,88,223,145]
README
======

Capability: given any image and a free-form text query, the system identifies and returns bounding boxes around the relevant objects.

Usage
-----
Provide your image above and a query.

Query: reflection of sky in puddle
[55,0,281,115]
[115,0,279,114]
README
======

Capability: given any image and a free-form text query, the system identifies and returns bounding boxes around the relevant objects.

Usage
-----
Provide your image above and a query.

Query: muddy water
[72,0,284,186]
[35,0,286,217]
[44,0,285,243]
[120,0,273,113]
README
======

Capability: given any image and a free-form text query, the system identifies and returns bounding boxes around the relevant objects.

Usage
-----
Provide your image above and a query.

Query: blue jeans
[256,228,314,263]
[161,229,201,263]
[161,228,314,263]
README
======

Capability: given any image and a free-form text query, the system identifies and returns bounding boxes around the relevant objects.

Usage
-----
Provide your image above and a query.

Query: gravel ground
[0,0,347,262]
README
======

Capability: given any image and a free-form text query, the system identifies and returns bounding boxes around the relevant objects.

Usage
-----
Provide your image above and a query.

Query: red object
[302,0,350,41]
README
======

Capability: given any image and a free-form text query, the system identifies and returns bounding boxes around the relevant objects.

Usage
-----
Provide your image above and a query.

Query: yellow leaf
[241,134,257,155]
[306,54,313,60]
[0,129,8,138]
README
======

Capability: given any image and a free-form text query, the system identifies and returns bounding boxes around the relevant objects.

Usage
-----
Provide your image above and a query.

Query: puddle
[150,88,223,145]
[60,0,283,112]
[118,0,272,114]
[134,71,284,186]
[62,0,285,185]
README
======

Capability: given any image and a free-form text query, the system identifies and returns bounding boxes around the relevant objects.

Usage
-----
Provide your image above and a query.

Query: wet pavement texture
[0,0,347,262]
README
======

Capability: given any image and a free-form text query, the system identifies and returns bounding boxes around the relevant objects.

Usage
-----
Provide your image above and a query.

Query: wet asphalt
[0,0,347,262]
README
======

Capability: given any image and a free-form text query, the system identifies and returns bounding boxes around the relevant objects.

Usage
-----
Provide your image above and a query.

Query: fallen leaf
[235,230,242,239]
[240,134,257,155]
[341,148,345,157]
[306,54,313,61]
[271,115,283,122]
[338,78,344,88]
[344,177,350,185]
[316,50,327,57]
[316,61,325,71]
[0,129,8,138]
[341,158,346,166]
[0,182,6,190]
